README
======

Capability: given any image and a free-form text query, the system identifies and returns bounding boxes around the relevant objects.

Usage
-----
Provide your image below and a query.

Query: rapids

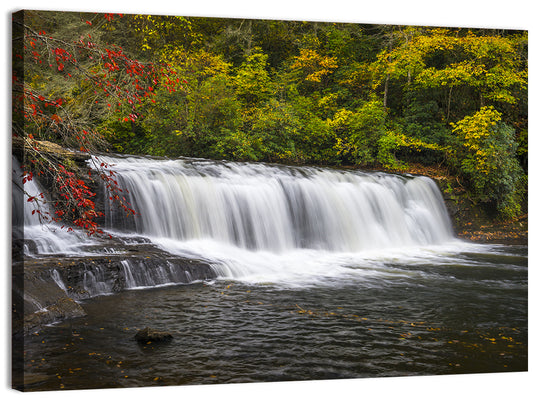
[95,155,461,286]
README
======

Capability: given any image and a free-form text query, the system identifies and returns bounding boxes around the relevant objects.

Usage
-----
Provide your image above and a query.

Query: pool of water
[20,243,527,391]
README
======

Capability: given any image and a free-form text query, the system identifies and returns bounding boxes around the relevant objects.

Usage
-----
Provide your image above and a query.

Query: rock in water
[134,327,173,344]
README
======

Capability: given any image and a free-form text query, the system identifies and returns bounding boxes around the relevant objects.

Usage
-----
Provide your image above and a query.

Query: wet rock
[13,266,87,335]
[15,237,217,335]
[134,327,173,344]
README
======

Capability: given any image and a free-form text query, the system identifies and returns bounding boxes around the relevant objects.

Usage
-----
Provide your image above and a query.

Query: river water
[22,243,527,391]
[16,156,528,391]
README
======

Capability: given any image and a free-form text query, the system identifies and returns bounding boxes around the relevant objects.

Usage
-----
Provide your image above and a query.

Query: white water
[119,259,197,290]
[95,155,474,286]
[100,156,454,250]
[12,157,92,256]
[13,153,502,289]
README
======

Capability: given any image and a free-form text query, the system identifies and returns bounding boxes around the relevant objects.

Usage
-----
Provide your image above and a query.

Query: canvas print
[11,9,527,392]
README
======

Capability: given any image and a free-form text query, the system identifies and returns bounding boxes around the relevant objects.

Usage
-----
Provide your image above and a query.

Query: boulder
[134,327,173,344]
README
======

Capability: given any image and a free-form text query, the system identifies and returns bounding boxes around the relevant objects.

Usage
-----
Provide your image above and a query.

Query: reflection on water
[21,244,527,391]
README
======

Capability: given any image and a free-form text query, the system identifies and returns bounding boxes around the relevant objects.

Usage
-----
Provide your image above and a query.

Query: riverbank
[456,215,528,245]
[437,177,527,246]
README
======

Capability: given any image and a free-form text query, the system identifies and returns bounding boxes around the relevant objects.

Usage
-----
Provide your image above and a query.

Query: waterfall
[12,157,92,256]
[13,153,459,289]
[99,156,454,253]
[94,155,459,285]
[119,259,197,289]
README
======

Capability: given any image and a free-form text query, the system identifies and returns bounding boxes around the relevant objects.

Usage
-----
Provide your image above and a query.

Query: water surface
[22,243,527,391]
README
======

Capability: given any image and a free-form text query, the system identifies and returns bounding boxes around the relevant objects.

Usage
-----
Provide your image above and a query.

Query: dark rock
[15,240,217,334]
[134,327,173,344]
[12,265,87,335]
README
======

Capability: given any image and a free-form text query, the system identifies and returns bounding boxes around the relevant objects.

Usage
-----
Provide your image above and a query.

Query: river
[14,155,528,391]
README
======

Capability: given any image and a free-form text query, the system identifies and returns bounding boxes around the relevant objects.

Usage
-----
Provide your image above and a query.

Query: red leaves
[20,151,134,239]
[21,26,175,117]
[29,103,38,116]
[22,170,33,184]
[46,163,107,236]
[52,47,73,72]
[15,15,179,238]
[102,13,123,22]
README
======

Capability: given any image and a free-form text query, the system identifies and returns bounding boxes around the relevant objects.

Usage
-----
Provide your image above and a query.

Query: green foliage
[516,129,528,170]
[450,107,525,218]
[211,128,264,161]
[376,130,408,170]
[19,11,527,220]
[248,98,298,162]
[287,94,337,164]
[402,91,448,143]
[234,49,273,107]
[331,98,386,165]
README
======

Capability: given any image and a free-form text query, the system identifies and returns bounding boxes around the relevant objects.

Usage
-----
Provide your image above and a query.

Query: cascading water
[18,154,529,387]
[101,156,454,249]
[12,157,91,256]
[119,259,197,289]
[13,153,462,291]
[12,155,215,298]
[97,155,458,285]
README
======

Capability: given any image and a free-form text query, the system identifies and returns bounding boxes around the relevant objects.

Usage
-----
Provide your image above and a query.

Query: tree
[234,48,273,108]
[12,10,181,235]
[450,106,525,218]
[15,12,526,223]
[331,97,387,165]
[288,48,338,95]
[372,28,527,123]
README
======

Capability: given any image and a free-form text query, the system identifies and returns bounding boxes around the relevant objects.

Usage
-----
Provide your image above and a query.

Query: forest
[13,10,528,233]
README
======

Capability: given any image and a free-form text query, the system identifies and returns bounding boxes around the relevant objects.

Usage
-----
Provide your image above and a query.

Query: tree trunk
[447,86,453,121]
[245,20,253,55]
[383,73,389,109]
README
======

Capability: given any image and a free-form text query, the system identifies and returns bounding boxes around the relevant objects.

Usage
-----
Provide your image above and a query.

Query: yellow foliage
[451,106,501,146]
[450,106,503,175]
[372,28,526,106]
[291,48,338,83]
[327,108,354,129]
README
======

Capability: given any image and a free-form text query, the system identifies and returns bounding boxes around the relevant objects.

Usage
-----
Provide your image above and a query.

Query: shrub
[450,106,525,219]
